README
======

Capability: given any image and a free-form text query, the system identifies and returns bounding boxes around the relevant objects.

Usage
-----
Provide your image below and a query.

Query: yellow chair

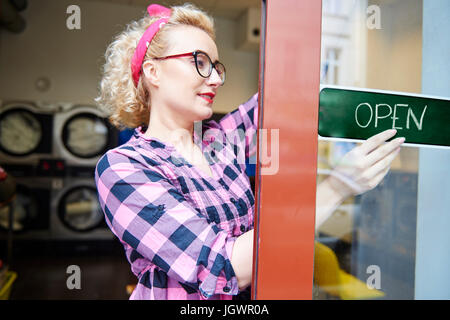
[0,271,17,300]
[314,241,385,300]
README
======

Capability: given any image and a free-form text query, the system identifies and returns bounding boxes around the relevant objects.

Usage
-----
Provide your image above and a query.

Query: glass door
[313,0,450,300]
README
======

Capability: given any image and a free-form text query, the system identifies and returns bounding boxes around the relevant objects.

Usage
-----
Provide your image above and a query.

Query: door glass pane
[314,0,450,300]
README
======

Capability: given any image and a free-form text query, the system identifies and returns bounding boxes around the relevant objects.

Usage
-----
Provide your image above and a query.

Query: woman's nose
[206,67,223,87]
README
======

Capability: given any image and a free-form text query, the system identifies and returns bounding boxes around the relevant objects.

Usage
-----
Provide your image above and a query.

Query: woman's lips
[198,93,214,104]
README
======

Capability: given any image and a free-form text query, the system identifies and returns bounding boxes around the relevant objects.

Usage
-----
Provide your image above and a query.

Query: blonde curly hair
[95,3,215,130]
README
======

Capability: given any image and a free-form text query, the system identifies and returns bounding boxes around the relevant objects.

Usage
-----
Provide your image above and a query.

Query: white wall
[214,17,259,113]
[0,0,258,114]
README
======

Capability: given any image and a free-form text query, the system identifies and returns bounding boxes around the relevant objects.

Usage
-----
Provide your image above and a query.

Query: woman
[95,3,404,300]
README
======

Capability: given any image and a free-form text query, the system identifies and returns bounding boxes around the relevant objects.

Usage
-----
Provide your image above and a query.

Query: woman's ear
[142,60,160,87]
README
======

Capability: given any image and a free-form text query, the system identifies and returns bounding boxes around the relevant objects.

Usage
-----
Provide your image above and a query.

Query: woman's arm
[229,129,405,290]
[315,178,348,228]
[315,129,404,229]
[230,229,254,290]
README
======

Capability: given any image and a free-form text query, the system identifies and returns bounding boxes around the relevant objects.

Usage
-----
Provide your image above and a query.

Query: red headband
[131,4,171,87]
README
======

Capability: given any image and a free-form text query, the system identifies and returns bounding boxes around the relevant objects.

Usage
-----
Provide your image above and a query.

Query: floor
[2,239,136,300]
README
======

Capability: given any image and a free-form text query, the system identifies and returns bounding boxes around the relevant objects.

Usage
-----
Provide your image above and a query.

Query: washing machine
[0,175,52,240]
[0,175,114,241]
[1,101,118,241]
[1,101,118,168]
[53,104,118,167]
[49,104,117,240]
[0,100,57,166]
[50,176,113,240]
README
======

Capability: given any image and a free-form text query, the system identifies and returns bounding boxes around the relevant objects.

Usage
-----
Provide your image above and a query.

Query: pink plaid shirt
[95,94,258,299]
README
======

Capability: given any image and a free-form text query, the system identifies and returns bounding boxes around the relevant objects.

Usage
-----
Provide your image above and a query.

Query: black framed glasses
[154,50,226,85]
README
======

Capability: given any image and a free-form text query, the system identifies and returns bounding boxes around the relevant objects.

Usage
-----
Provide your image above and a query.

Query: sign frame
[319,85,450,150]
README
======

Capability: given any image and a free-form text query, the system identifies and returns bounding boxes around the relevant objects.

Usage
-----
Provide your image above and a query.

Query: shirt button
[240,225,246,232]
[230,198,236,203]
[223,286,230,293]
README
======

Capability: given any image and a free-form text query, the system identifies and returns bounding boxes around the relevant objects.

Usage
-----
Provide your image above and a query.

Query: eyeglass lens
[195,52,225,83]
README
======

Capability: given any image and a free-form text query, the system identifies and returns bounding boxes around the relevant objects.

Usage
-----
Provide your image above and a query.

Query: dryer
[0,176,52,240]
[0,101,57,166]
[0,100,118,242]
[50,104,117,240]
[50,177,113,240]
[0,174,114,241]
[53,104,118,167]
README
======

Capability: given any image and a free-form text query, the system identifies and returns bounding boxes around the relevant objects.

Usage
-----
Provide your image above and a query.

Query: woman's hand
[327,129,405,199]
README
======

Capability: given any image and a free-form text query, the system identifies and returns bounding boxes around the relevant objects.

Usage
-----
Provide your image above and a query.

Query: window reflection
[314,0,448,300]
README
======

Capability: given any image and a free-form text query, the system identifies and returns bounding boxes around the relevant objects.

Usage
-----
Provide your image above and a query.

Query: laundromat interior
[1,0,449,300]
[1,0,261,300]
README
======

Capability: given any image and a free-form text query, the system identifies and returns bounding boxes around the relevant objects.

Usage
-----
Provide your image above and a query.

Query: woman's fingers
[363,146,401,181]
[368,165,391,190]
[358,129,398,155]
[364,136,405,167]
[331,129,404,197]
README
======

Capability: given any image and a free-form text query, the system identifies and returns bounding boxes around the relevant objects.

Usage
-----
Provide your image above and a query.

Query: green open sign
[319,86,450,148]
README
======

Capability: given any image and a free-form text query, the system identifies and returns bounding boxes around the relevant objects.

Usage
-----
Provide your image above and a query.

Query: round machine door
[58,186,104,232]
[0,184,48,233]
[0,108,42,156]
[61,113,109,158]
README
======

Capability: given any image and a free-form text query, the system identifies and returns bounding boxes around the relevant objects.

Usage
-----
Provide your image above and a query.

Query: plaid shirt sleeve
[95,150,239,299]
[218,93,258,159]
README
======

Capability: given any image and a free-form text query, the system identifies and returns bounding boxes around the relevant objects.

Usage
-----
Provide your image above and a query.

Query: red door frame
[252,0,322,300]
